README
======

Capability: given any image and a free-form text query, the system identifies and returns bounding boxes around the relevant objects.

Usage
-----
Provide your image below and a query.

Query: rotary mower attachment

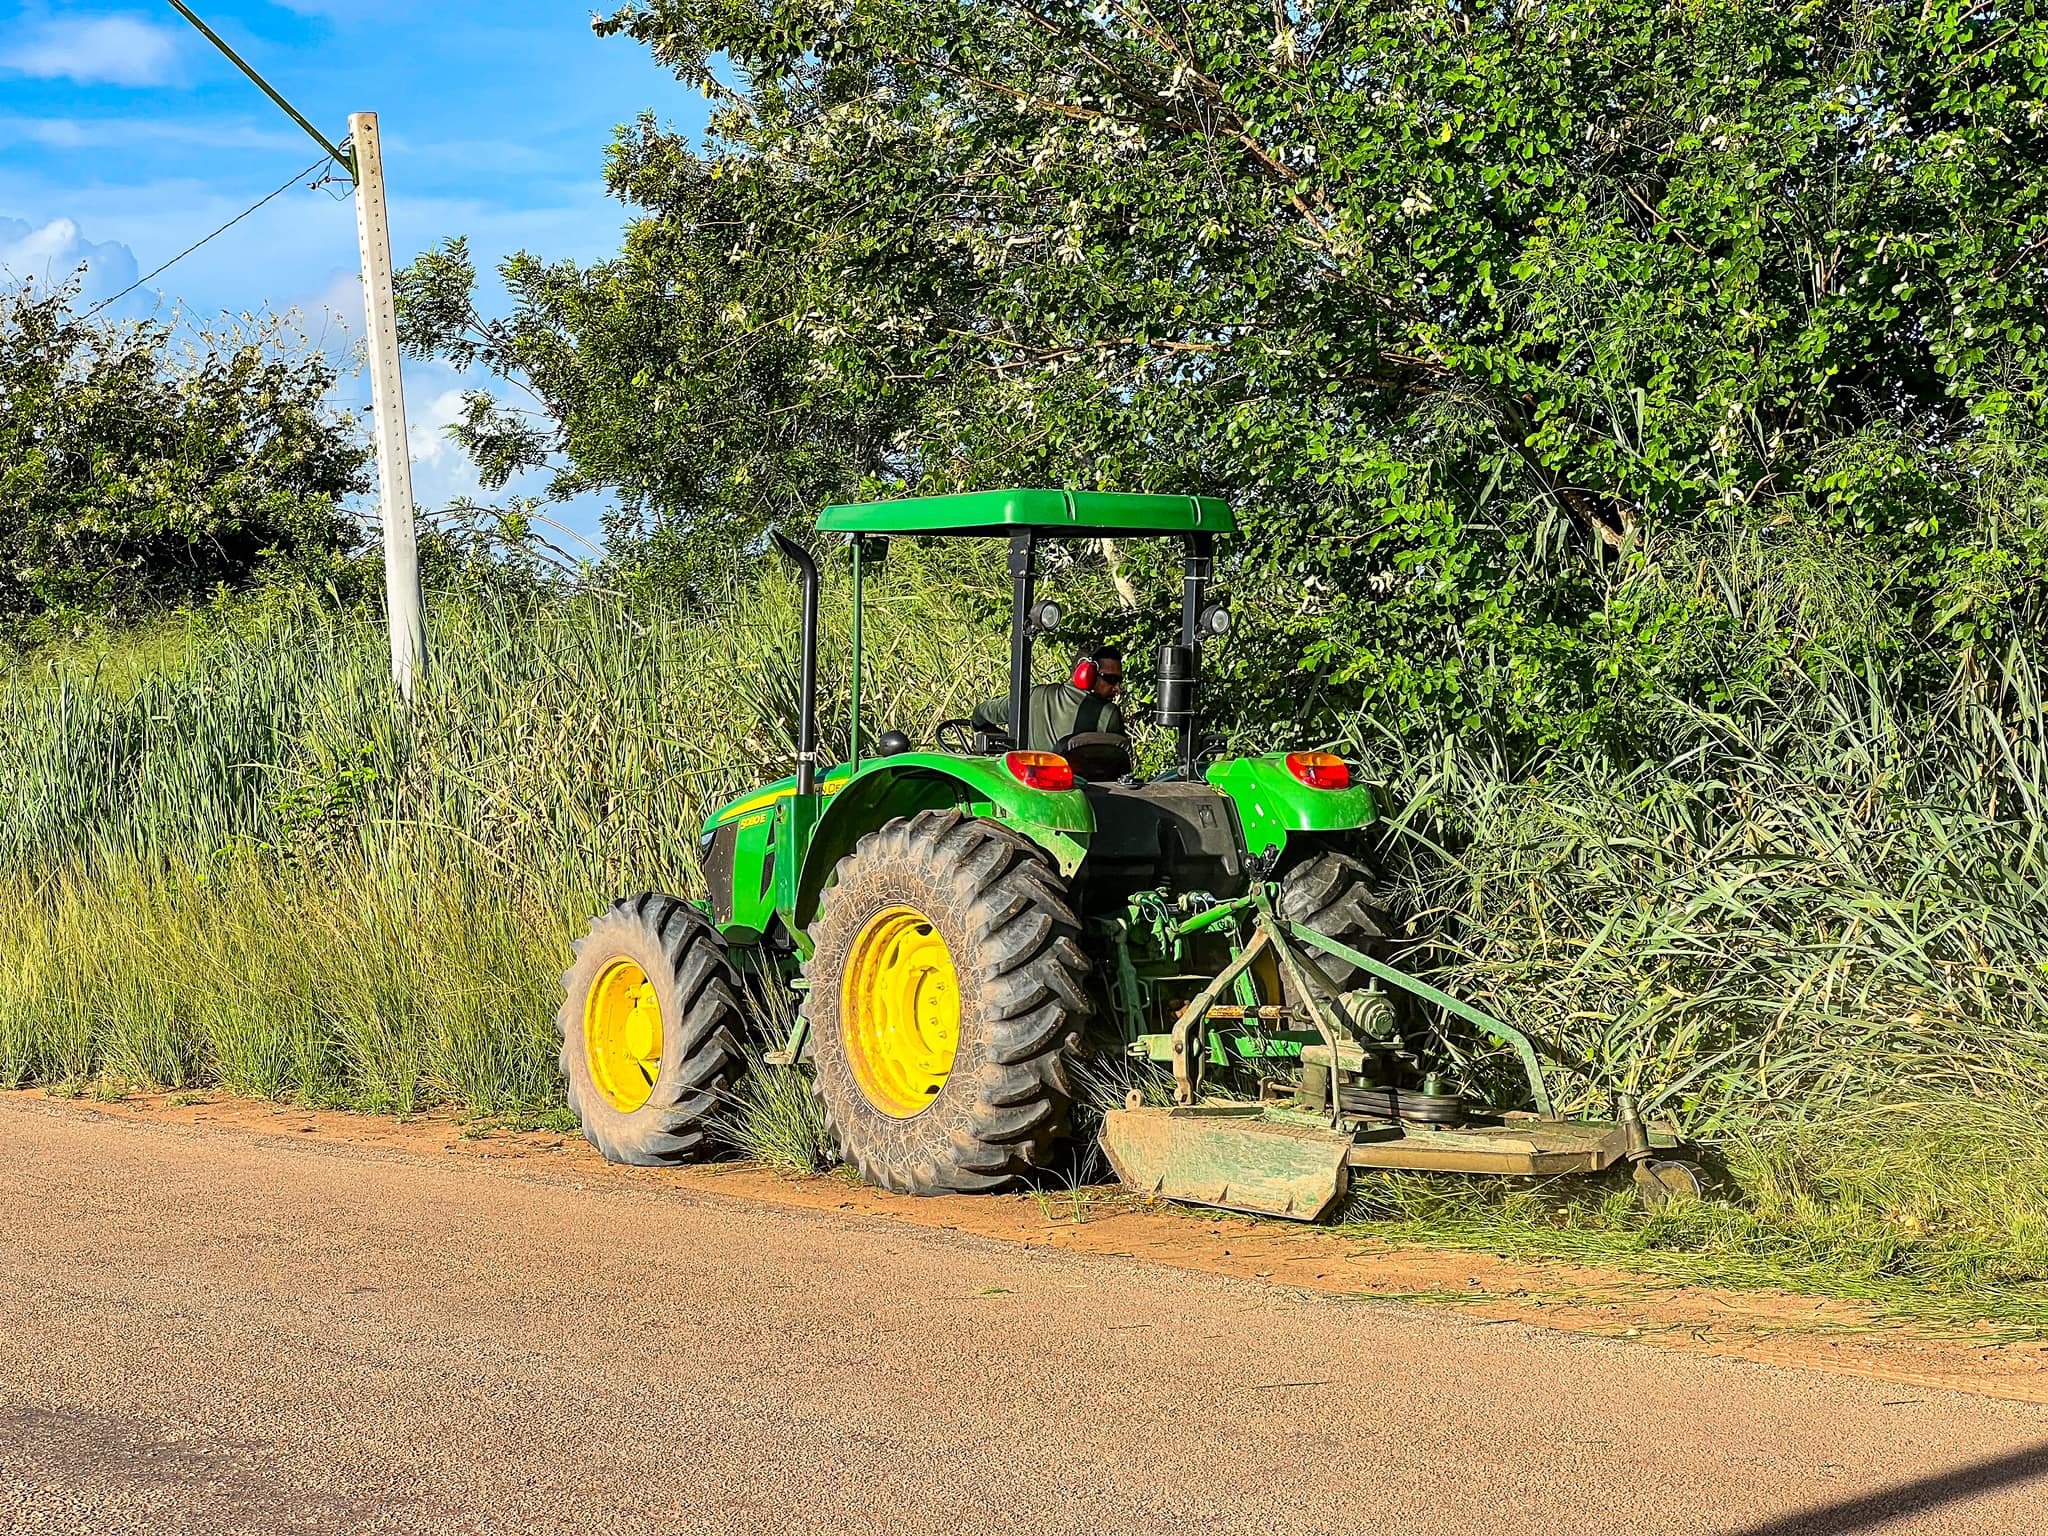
[1098,886,1693,1222]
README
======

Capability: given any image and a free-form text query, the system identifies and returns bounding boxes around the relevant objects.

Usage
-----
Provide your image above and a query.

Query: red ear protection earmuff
[1071,657,1098,691]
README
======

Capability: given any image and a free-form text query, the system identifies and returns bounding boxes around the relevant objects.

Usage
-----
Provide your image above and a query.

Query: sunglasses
[1097,673,1124,687]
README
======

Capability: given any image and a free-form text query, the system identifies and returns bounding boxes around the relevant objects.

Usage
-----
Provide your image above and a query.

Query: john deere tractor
[560,489,1695,1220]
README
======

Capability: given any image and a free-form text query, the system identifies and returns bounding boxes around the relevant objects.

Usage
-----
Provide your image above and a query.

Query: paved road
[3,1101,2047,1535]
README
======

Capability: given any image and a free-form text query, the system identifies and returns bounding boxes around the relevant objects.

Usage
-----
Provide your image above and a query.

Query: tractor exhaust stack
[770,531,820,795]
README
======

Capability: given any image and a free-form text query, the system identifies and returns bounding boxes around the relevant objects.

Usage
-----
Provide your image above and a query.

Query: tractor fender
[792,752,1094,932]
[1202,754,1381,861]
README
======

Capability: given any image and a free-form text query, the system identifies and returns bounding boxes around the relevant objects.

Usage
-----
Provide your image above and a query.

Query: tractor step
[1100,1103,1640,1222]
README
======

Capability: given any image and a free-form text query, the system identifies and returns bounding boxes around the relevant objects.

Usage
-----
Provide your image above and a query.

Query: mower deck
[1099,1102,1646,1221]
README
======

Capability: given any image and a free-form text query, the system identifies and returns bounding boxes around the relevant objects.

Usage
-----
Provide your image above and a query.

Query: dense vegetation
[4,0,2048,1322]
[401,0,2048,752]
[4,550,2047,1325]
[0,283,367,639]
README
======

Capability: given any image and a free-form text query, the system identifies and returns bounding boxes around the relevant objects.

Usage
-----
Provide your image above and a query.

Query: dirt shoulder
[16,1086,2048,1407]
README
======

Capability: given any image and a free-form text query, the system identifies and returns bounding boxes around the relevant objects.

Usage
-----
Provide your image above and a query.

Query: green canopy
[816,488,1235,537]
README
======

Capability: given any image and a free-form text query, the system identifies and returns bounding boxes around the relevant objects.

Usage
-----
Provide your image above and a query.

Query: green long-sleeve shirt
[970,681,1126,752]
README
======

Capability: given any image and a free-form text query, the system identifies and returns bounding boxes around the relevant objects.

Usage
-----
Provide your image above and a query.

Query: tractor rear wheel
[804,810,1089,1195]
[559,893,747,1166]
[1278,847,1393,991]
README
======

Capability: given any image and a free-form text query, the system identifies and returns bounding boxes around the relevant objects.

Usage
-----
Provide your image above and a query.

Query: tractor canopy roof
[817,488,1235,537]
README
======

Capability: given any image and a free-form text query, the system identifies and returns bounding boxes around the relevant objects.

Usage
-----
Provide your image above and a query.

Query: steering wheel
[935,718,979,753]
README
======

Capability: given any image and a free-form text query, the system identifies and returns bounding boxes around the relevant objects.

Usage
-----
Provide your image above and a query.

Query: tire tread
[804,810,1088,1195]
[557,893,746,1166]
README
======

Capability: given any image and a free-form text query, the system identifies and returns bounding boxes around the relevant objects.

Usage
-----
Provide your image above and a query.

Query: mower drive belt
[1334,1084,1470,1127]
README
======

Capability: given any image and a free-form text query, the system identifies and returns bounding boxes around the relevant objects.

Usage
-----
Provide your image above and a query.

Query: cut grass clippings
[1336,1099,2048,1337]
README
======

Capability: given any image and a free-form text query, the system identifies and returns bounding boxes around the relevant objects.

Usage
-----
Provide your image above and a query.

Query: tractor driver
[970,646,1126,753]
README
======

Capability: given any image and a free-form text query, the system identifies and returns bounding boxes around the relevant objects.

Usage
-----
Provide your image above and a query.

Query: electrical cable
[87,156,327,316]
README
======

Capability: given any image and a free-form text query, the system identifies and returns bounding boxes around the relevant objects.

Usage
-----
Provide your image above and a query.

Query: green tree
[408,0,2048,747]
[395,200,918,601]
[0,280,368,636]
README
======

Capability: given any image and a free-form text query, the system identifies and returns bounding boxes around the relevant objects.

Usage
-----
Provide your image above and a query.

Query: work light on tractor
[556,489,1703,1220]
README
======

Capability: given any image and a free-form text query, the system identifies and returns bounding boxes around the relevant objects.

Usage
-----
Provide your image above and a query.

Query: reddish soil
[20,1086,2048,1406]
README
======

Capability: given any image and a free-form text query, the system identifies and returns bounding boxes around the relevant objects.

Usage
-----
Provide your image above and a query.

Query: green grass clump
[1337,1094,2048,1332]
[712,982,837,1173]
[716,1067,836,1173]
[0,853,572,1116]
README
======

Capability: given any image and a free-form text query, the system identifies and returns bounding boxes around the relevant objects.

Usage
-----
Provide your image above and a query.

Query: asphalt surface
[4,1100,2048,1535]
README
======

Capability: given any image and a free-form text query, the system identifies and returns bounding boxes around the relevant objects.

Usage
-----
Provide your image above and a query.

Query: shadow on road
[1719,1441,2048,1535]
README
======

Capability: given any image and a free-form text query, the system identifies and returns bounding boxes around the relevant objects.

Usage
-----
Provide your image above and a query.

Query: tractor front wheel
[559,893,747,1165]
[804,810,1089,1195]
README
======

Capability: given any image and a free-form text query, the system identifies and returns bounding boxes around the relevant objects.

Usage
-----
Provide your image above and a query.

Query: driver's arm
[969,696,1010,732]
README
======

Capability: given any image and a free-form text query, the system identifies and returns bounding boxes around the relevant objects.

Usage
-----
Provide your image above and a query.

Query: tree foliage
[395,213,912,598]
[404,0,2048,749]
[0,281,368,636]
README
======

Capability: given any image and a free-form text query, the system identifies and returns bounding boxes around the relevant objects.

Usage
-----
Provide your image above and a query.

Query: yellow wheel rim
[583,957,664,1113]
[841,905,961,1119]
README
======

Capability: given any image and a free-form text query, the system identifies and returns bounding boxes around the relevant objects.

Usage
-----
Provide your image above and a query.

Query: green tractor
[559,489,1696,1220]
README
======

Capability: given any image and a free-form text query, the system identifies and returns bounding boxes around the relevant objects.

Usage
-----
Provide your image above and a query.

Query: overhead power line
[87,156,327,317]
[161,0,354,178]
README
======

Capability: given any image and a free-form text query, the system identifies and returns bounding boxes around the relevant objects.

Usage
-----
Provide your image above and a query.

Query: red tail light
[1285,752,1351,790]
[1006,751,1075,792]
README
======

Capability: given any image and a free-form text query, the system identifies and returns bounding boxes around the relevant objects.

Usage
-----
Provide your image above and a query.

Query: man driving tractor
[970,645,1126,751]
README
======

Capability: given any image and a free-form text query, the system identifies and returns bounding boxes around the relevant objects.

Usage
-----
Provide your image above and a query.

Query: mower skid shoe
[1101,1105,1350,1222]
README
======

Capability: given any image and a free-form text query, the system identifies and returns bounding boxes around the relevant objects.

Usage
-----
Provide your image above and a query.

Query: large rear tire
[804,810,1089,1194]
[1278,847,1392,991]
[559,893,747,1166]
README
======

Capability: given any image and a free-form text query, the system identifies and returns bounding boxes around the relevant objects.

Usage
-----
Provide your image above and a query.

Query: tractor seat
[1060,731,1134,782]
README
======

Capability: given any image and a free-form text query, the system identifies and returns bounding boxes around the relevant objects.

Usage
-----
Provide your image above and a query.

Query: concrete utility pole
[348,112,425,703]
[160,3,425,703]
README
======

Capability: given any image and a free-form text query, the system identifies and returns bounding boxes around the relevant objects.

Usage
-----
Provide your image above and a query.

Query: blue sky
[0,1,709,541]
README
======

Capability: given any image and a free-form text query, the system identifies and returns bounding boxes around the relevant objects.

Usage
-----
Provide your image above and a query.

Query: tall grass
[1339,523,2048,1127]
[4,526,2047,1318]
[0,545,1010,887]
[1303,526,2048,1320]
[0,540,1010,1115]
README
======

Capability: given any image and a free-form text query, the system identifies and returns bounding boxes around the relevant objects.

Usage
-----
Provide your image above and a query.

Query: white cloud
[0,113,304,154]
[0,214,138,305]
[309,266,362,331]
[401,373,500,515]
[408,384,468,468]
[2,13,183,88]
[391,366,612,550]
